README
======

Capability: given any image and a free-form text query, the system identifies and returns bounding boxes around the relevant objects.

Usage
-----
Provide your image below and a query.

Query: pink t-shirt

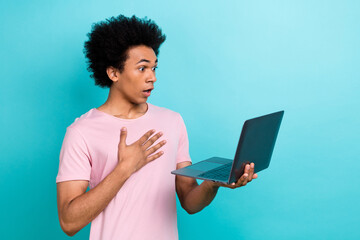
[56,103,191,240]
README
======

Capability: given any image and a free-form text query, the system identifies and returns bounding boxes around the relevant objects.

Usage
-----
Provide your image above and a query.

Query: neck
[97,87,148,119]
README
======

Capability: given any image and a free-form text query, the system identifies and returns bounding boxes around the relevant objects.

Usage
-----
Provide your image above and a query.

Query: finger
[218,167,251,188]
[228,182,237,189]
[241,164,250,182]
[252,173,258,179]
[146,140,167,156]
[235,169,249,187]
[146,150,164,162]
[228,165,249,187]
[240,172,249,186]
[244,164,250,174]
[137,129,155,145]
[143,131,163,149]
[247,163,255,182]
[219,181,245,189]
[217,182,235,189]
[119,127,127,148]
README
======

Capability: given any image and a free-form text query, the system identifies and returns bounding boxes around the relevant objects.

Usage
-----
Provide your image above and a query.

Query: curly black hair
[84,15,166,88]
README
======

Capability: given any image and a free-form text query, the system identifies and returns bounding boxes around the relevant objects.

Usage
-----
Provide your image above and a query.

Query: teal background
[0,0,359,239]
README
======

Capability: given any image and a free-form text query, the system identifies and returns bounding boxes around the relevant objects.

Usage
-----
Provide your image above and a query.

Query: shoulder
[148,103,183,120]
[66,108,100,132]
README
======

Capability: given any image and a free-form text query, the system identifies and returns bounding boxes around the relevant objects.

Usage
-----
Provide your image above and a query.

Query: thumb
[119,127,127,148]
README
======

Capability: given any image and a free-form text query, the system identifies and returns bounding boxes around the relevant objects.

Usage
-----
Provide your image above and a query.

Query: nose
[146,71,157,83]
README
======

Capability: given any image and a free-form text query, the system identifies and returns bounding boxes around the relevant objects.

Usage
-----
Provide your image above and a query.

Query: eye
[139,67,145,72]
[152,66,158,71]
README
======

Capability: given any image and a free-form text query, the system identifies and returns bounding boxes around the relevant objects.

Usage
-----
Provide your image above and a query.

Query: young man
[56,15,257,239]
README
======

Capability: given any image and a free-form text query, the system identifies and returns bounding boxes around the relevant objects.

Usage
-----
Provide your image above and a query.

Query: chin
[131,98,148,105]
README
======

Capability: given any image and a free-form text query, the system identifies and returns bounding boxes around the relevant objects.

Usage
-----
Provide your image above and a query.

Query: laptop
[171,110,284,184]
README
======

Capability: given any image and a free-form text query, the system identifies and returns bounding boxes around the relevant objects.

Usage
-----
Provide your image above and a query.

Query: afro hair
[84,15,166,88]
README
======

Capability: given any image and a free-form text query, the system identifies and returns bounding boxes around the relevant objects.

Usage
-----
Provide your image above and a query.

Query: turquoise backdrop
[0,0,359,239]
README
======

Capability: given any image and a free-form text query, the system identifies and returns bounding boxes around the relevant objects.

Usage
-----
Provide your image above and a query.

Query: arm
[57,165,131,236]
[57,128,166,236]
[175,161,258,214]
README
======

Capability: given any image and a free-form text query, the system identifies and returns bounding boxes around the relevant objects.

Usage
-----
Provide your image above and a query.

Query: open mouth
[143,88,153,97]
[143,88,153,93]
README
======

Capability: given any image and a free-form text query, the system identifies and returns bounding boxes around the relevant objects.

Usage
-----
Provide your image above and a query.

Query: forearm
[59,164,132,236]
[182,181,219,214]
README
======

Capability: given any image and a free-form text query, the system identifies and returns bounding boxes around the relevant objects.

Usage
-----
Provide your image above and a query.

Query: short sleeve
[56,126,91,183]
[176,114,192,164]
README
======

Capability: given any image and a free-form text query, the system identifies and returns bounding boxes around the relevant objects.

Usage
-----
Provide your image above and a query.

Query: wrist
[203,180,220,191]
[114,162,134,179]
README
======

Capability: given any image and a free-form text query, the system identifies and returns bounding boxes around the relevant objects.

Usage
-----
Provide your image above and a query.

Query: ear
[106,66,120,83]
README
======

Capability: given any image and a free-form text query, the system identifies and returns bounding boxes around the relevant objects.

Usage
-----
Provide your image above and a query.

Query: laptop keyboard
[198,163,232,180]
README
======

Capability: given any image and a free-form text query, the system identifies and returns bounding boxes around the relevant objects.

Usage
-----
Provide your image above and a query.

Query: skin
[176,162,258,214]
[57,45,257,236]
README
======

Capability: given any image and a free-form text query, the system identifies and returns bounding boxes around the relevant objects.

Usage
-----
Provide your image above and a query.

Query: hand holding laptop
[172,111,284,184]
[210,162,258,189]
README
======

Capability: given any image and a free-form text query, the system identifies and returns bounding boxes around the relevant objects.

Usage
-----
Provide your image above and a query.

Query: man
[56,15,257,239]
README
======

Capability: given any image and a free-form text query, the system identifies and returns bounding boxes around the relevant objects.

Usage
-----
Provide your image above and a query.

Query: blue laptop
[171,111,284,184]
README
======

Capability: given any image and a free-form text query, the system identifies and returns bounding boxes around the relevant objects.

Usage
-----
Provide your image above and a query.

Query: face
[111,45,158,104]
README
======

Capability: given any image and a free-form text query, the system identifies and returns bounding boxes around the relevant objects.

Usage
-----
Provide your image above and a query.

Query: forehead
[126,45,157,64]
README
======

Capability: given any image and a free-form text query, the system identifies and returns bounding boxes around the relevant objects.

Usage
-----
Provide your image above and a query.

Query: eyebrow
[136,58,158,64]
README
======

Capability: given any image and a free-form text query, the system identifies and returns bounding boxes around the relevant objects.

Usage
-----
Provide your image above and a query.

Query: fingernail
[163,140,167,144]
[159,132,163,136]
[244,174,248,178]
[121,127,127,131]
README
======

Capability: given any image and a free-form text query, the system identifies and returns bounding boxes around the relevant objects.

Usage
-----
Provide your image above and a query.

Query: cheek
[118,71,143,95]
[118,76,135,91]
